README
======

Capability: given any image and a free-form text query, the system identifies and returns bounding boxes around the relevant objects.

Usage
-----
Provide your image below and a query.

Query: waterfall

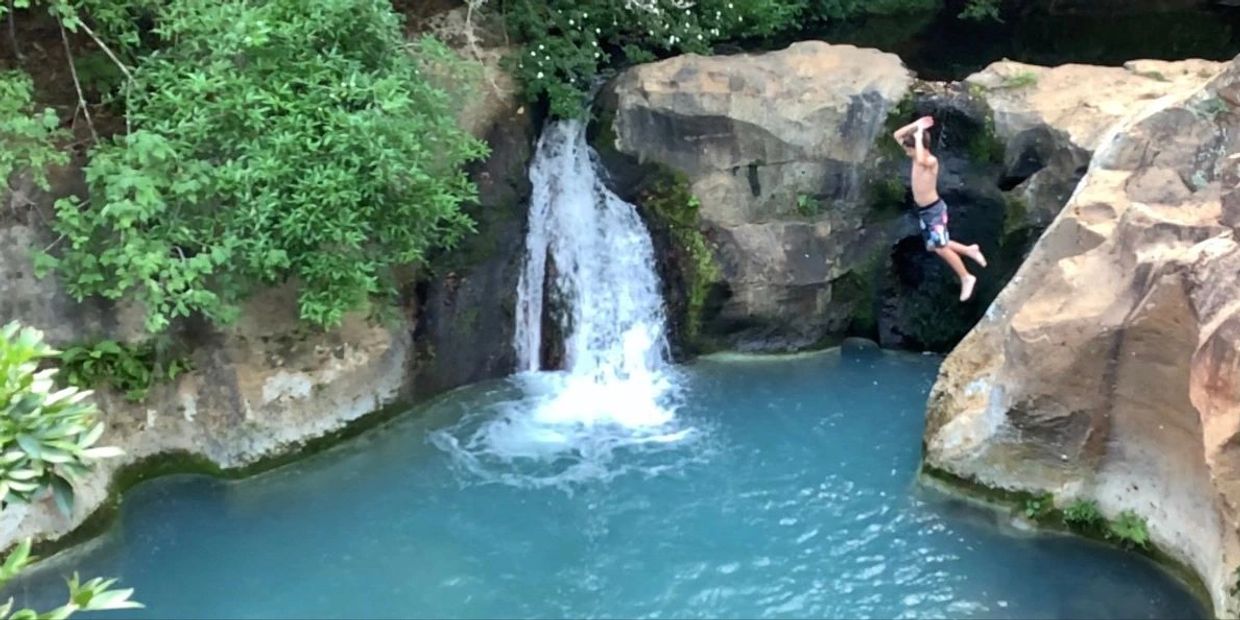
[431,120,694,487]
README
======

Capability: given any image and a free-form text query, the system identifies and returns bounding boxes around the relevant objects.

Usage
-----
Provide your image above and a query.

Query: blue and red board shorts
[918,199,950,251]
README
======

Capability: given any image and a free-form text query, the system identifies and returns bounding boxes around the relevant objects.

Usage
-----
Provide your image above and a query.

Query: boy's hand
[916,115,935,130]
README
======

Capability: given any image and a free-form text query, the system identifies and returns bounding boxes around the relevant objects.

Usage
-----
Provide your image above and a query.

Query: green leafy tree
[43,0,488,333]
[0,71,68,193]
[500,0,936,117]
[0,321,141,618]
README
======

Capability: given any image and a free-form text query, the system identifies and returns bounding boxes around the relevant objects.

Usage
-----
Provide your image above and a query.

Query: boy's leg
[932,247,977,301]
[947,241,987,267]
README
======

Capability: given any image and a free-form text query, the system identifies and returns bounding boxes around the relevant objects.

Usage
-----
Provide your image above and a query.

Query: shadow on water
[765,2,1240,80]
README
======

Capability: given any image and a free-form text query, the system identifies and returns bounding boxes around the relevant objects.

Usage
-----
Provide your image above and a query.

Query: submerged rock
[925,56,1239,616]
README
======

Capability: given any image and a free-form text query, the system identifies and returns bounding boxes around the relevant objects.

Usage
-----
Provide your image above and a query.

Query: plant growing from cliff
[796,193,823,217]
[1191,96,1229,121]
[1000,71,1038,90]
[1063,499,1105,530]
[1022,492,1054,521]
[0,71,68,193]
[58,340,192,402]
[39,0,488,333]
[641,173,720,344]
[1106,510,1150,549]
[965,114,1005,166]
[958,0,1001,21]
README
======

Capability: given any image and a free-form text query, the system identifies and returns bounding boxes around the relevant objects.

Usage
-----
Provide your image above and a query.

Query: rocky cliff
[606,42,914,351]
[925,56,1239,615]
[602,41,1219,353]
[0,6,533,551]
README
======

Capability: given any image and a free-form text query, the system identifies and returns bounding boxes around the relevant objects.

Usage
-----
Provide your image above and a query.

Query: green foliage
[0,540,143,619]
[879,93,917,161]
[44,0,488,333]
[1000,71,1038,89]
[898,270,978,351]
[1107,510,1150,549]
[0,71,68,192]
[795,193,822,217]
[1001,194,1030,238]
[1063,499,1105,529]
[866,177,907,223]
[503,0,934,117]
[642,173,720,344]
[958,0,1001,21]
[58,340,191,402]
[0,322,125,513]
[0,322,142,618]
[1022,492,1053,520]
[965,114,1005,165]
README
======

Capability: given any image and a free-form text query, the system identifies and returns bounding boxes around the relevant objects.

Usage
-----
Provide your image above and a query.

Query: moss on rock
[639,170,722,349]
[920,464,1214,614]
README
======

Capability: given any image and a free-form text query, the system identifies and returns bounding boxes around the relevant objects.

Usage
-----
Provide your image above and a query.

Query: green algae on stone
[640,171,722,348]
[918,464,1215,615]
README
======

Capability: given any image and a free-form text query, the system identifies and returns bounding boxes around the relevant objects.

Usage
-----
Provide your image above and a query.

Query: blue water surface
[6,349,1205,619]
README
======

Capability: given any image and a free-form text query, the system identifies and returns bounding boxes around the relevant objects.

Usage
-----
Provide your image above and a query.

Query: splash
[432,120,694,488]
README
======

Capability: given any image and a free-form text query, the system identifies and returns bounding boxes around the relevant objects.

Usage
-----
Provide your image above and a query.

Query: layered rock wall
[925,56,1239,616]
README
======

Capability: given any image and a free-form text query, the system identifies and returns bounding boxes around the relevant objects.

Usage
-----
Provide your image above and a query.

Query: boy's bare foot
[960,275,977,302]
[964,244,988,268]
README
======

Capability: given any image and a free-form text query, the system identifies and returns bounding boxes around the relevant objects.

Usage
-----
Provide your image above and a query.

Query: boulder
[609,41,914,351]
[925,56,1239,616]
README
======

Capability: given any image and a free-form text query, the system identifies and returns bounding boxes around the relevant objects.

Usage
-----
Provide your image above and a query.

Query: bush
[502,0,935,117]
[58,340,192,402]
[0,71,67,192]
[1063,498,1105,529]
[43,0,488,333]
[1107,510,1150,549]
[0,322,141,618]
[0,322,123,514]
[1022,492,1054,520]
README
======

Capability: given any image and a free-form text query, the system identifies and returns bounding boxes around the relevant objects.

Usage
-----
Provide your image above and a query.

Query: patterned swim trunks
[918,199,950,251]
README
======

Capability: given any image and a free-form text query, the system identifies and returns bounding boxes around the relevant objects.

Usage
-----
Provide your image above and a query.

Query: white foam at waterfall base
[430,120,697,488]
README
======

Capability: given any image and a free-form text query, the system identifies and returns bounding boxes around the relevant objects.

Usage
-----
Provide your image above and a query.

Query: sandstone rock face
[925,57,1238,615]
[606,42,1221,353]
[968,58,1225,229]
[610,42,914,350]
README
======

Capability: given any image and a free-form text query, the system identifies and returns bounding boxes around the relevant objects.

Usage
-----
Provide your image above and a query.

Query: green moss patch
[29,396,419,560]
[919,464,1214,614]
[639,170,722,349]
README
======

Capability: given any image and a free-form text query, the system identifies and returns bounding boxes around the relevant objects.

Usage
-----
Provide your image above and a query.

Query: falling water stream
[429,120,693,488]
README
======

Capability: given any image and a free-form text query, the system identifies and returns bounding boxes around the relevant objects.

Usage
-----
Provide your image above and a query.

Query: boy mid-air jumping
[892,115,987,302]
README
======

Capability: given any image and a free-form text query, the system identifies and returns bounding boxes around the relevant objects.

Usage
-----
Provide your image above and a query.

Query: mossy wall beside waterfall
[638,173,724,351]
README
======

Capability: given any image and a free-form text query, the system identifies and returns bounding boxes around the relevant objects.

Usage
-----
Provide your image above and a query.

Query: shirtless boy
[892,115,987,301]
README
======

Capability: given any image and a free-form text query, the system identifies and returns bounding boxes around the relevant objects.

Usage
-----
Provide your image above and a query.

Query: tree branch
[76,20,133,83]
[59,20,98,144]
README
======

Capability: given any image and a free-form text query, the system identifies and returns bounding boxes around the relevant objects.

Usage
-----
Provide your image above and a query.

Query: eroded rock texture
[926,56,1239,616]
